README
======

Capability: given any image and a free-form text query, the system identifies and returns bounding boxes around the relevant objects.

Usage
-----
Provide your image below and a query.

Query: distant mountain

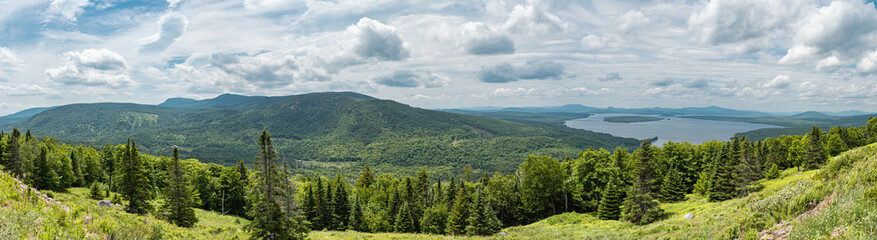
[446,104,597,113]
[0,107,56,126]
[8,92,639,175]
[791,111,832,118]
[445,105,773,117]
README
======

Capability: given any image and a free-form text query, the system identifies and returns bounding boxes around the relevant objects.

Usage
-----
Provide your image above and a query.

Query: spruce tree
[621,140,664,225]
[331,174,350,230]
[246,130,308,240]
[355,164,375,188]
[598,171,624,220]
[445,187,470,235]
[160,147,199,228]
[465,193,502,236]
[445,177,457,207]
[7,128,22,179]
[736,140,763,196]
[765,164,780,180]
[71,151,84,187]
[659,167,686,202]
[804,126,827,170]
[692,171,709,196]
[348,198,367,232]
[89,182,104,200]
[312,176,328,230]
[118,139,152,214]
[708,143,737,202]
[394,201,416,233]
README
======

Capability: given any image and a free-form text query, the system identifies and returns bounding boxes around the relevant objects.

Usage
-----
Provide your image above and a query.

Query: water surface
[565,114,779,145]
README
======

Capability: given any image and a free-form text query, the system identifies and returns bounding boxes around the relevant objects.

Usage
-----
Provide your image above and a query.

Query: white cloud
[489,86,609,98]
[689,0,803,46]
[313,17,410,72]
[580,34,608,50]
[596,72,622,82]
[857,50,877,74]
[503,0,567,35]
[478,60,565,83]
[46,0,91,22]
[0,84,56,97]
[779,1,877,67]
[618,10,649,35]
[44,49,135,87]
[761,75,791,89]
[167,0,182,9]
[0,47,25,80]
[139,13,189,52]
[373,69,449,88]
[460,22,515,55]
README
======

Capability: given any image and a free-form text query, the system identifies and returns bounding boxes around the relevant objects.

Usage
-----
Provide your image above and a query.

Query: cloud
[618,10,649,35]
[581,34,608,50]
[139,13,189,52]
[0,84,56,97]
[597,72,622,82]
[489,86,609,98]
[685,79,709,89]
[503,0,567,35]
[461,22,515,55]
[0,47,25,80]
[779,1,877,69]
[46,0,91,22]
[761,75,791,89]
[44,49,135,87]
[688,0,802,46]
[651,78,675,87]
[858,50,877,74]
[373,69,449,88]
[478,60,565,83]
[349,17,410,61]
[210,53,298,87]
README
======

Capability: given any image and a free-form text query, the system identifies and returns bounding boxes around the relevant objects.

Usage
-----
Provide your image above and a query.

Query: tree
[89,182,104,200]
[348,198,367,232]
[33,146,60,190]
[218,165,247,216]
[598,171,624,220]
[621,140,664,225]
[520,155,564,222]
[765,164,780,180]
[7,128,22,179]
[692,171,709,197]
[826,133,847,156]
[355,164,375,188]
[100,144,116,193]
[246,130,308,240]
[804,126,827,170]
[394,201,417,233]
[659,166,686,202]
[70,151,84,187]
[465,192,502,236]
[331,174,350,230]
[160,147,199,227]
[117,139,152,214]
[445,188,470,235]
[708,143,737,202]
[419,204,448,234]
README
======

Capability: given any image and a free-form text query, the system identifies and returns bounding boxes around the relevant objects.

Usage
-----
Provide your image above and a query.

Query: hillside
[685,115,874,140]
[0,106,56,125]
[791,111,831,118]
[6,92,639,176]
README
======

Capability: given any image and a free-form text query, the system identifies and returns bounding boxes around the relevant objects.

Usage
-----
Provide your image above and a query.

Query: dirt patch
[758,192,836,240]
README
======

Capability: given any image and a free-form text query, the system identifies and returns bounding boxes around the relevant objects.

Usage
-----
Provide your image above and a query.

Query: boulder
[498,232,507,236]
[684,213,694,219]
[97,200,113,208]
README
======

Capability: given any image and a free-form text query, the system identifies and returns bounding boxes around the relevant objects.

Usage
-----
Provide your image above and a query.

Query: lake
[565,114,780,145]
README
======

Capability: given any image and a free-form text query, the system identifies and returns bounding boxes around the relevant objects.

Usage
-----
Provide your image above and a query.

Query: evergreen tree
[59,152,75,189]
[160,147,199,228]
[394,201,417,233]
[89,181,104,200]
[71,151,84,187]
[218,165,247,216]
[692,171,709,196]
[348,198,367,232]
[419,204,448,234]
[7,128,22,179]
[24,129,31,142]
[659,166,686,202]
[433,179,443,205]
[598,171,624,220]
[118,139,152,214]
[465,193,502,236]
[765,164,780,180]
[736,139,762,196]
[246,130,308,240]
[355,164,375,188]
[312,176,328,230]
[100,144,116,193]
[445,177,457,207]
[621,140,664,225]
[331,174,350,230]
[804,126,827,170]
[708,143,737,202]
[445,188,470,235]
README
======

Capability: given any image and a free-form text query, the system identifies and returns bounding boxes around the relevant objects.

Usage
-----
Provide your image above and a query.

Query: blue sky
[1,0,877,115]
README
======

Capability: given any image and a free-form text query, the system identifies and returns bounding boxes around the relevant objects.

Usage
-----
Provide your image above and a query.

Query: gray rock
[97,200,113,208]
[498,232,507,236]
[684,213,694,219]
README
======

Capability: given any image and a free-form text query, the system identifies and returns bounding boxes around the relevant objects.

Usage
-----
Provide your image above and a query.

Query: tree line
[1,117,876,239]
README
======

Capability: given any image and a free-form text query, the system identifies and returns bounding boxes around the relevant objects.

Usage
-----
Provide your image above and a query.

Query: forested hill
[7,92,639,175]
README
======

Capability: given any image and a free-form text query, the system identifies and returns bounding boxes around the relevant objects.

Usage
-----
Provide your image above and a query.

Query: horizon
[2,0,877,115]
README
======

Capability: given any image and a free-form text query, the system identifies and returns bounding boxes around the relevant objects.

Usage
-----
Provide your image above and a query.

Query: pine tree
[118,139,152,214]
[708,143,737,202]
[692,171,709,196]
[445,177,457,207]
[445,188,470,235]
[765,164,780,180]
[312,176,328,230]
[465,193,502,236]
[598,171,624,220]
[621,140,664,225]
[736,139,762,196]
[355,164,375,188]
[7,128,22,179]
[805,126,827,170]
[419,204,448,234]
[71,151,84,187]
[659,166,686,202]
[331,174,350,230]
[89,182,104,200]
[302,184,316,227]
[246,130,308,240]
[160,147,199,227]
[348,198,367,232]
[394,201,416,233]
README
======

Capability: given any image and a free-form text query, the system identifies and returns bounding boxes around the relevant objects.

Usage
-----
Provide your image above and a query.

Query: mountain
[0,107,56,126]
[445,104,597,113]
[8,92,639,175]
[791,111,832,118]
[445,105,773,117]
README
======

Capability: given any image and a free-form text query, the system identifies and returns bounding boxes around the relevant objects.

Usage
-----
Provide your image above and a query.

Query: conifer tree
[348,198,367,232]
[659,166,686,202]
[419,204,448,234]
[692,171,709,196]
[312,176,328,230]
[356,164,375,188]
[160,147,199,227]
[465,193,502,236]
[71,151,84,187]
[7,128,22,179]
[445,177,457,207]
[89,181,104,200]
[100,144,116,192]
[736,140,762,196]
[433,179,443,205]
[394,201,417,233]
[246,130,308,240]
[331,174,350,230]
[621,140,664,225]
[765,164,780,180]
[598,171,624,220]
[445,187,470,235]
[804,126,827,170]
[708,143,737,202]
[118,139,152,214]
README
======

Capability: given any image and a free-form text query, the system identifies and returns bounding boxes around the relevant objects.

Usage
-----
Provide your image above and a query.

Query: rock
[97,200,113,208]
[684,213,694,219]
[498,232,507,236]
[714,215,723,219]
[83,216,92,224]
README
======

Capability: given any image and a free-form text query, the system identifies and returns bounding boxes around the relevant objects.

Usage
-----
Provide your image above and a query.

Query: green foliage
[520,155,565,222]
[330,174,350,230]
[708,143,737,202]
[160,147,199,228]
[445,188,470,235]
[393,201,417,233]
[117,139,152,214]
[465,193,502,236]
[348,199,367,232]
[246,130,308,240]
[419,204,448,234]
[804,126,827,170]
[597,173,623,220]
[89,181,104,200]
[765,164,780,180]
[659,167,686,203]
[621,140,664,225]
[692,171,709,197]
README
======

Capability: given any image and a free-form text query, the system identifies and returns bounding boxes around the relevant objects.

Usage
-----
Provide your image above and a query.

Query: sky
[1,0,877,115]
